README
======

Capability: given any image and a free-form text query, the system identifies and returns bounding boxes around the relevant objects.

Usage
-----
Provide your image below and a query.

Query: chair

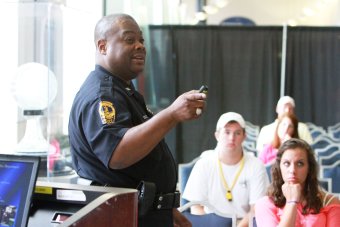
[244,134,257,151]
[319,150,340,166]
[178,201,237,227]
[265,163,273,182]
[327,122,340,134]
[178,157,201,206]
[243,142,257,157]
[249,213,257,227]
[245,121,260,137]
[329,130,340,140]
[319,178,332,192]
[315,144,340,162]
[306,122,324,132]
[320,160,340,194]
[311,136,340,150]
[328,123,340,140]
[306,122,327,141]
[310,128,327,141]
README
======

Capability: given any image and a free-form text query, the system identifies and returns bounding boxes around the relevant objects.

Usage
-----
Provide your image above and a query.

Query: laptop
[0,154,40,227]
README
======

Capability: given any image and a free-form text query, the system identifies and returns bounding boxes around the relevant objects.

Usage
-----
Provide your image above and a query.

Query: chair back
[178,201,237,227]
[319,178,332,192]
[182,212,234,227]
[265,163,273,182]
[178,157,201,206]
[327,122,340,133]
[312,136,339,150]
[243,142,257,157]
[245,121,260,136]
[315,144,340,162]
[320,160,340,193]
[328,125,340,140]
[319,150,340,166]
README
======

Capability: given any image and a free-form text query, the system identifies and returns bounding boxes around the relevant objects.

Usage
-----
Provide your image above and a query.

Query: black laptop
[0,154,40,227]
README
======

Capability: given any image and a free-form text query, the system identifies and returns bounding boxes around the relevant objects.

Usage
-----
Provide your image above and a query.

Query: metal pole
[197,0,207,25]
[280,24,287,97]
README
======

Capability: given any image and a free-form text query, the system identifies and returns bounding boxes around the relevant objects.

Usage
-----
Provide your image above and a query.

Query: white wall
[182,0,340,26]
[106,0,340,26]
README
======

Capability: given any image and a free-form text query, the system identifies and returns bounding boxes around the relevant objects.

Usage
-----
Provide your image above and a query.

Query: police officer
[68,14,206,227]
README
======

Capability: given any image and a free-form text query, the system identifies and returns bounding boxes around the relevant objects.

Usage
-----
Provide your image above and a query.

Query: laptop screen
[0,154,40,227]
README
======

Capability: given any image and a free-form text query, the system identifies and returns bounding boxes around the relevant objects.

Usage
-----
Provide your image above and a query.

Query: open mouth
[132,53,145,60]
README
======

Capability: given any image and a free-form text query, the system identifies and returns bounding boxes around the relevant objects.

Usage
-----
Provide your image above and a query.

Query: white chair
[319,150,340,166]
[315,144,340,162]
[312,136,340,150]
[319,178,332,192]
[328,122,340,140]
[178,200,237,227]
[245,133,257,149]
[245,121,260,137]
[328,122,340,134]
[309,127,327,141]
[320,160,340,194]
[178,157,201,206]
[243,142,257,157]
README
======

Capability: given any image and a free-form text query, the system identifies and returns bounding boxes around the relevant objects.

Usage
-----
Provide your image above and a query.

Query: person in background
[256,96,313,153]
[255,138,340,226]
[183,112,269,227]
[259,112,299,164]
[68,13,207,227]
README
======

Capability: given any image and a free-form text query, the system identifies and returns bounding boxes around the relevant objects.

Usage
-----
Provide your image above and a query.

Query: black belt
[153,191,180,210]
[90,180,180,214]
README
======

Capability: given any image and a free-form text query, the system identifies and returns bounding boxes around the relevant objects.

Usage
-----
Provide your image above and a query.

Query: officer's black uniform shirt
[68,65,177,195]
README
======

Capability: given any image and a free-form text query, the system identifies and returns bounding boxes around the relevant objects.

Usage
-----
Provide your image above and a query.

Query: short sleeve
[182,158,210,202]
[324,204,340,227]
[82,95,130,167]
[248,157,270,204]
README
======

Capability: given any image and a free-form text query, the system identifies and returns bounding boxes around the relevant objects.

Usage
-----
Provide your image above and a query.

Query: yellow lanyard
[218,156,245,202]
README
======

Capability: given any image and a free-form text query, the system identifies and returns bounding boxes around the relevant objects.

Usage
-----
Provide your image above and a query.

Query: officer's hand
[167,90,207,122]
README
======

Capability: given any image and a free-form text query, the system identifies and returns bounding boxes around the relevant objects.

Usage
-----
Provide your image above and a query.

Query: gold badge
[98,101,115,125]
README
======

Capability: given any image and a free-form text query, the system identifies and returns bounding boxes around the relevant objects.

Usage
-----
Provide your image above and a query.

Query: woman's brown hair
[267,138,323,214]
[271,112,299,149]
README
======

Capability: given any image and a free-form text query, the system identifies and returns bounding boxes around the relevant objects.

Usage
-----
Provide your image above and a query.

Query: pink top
[259,144,278,164]
[255,196,340,227]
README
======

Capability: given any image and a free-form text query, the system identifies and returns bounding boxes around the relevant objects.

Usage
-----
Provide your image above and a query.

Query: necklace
[218,156,245,202]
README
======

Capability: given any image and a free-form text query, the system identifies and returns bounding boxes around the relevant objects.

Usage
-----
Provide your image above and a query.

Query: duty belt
[153,191,180,210]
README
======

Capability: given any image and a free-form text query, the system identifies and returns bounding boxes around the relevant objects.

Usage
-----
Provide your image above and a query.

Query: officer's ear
[97,39,107,55]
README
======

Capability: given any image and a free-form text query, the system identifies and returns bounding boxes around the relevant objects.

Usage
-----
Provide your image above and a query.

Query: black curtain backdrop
[142,25,340,163]
[285,27,340,127]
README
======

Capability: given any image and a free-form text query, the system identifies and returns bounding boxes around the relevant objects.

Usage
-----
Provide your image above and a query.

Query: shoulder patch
[98,101,115,125]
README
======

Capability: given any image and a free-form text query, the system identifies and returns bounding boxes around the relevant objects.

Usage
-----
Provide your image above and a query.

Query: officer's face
[104,18,146,82]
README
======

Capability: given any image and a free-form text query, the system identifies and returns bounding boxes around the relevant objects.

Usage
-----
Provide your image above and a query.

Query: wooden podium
[29,181,138,227]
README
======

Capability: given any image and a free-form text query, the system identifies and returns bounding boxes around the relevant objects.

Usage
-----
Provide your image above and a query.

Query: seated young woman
[259,112,299,165]
[255,138,340,227]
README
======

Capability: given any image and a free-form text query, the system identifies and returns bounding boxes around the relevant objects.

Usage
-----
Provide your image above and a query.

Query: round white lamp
[12,62,58,154]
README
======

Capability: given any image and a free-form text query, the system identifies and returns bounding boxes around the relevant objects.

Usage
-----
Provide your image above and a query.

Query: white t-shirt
[182,150,269,218]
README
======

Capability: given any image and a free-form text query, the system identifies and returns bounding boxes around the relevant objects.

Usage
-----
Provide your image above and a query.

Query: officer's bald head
[94,14,137,49]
